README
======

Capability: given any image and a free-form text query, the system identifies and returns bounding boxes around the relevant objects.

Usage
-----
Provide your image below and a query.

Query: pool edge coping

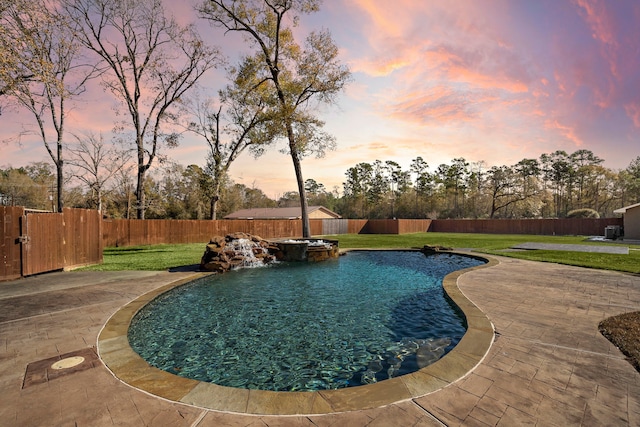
[97,249,498,416]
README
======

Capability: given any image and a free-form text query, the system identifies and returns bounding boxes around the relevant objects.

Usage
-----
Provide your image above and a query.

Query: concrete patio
[0,254,639,426]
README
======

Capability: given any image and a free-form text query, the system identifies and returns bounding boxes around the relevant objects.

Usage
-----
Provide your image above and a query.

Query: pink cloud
[387,87,477,125]
[625,103,640,128]
[569,0,633,109]
[350,55,412,77]
[545,119,583,147]
[573,0,618,47]
[350,0,433,39]
[446,65,528,94]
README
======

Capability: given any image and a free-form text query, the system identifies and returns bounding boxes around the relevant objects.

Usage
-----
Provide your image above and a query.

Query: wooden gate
[21,211,65,276]
[1,206,23,281]
[0,207,102,281]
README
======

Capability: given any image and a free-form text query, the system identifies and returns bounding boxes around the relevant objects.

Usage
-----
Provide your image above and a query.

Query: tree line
[3,149,639,220]
[338,150,640,219]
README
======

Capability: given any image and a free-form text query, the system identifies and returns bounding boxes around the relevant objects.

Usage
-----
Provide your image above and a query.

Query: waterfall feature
[200,233,339,273]
[224,238,266,269]
[200,233,279,273]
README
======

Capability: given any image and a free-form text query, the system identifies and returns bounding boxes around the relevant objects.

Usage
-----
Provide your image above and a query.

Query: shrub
[566,208,600,219]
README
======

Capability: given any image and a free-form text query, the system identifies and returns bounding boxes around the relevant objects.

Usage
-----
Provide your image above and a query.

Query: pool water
[128,251,484,392]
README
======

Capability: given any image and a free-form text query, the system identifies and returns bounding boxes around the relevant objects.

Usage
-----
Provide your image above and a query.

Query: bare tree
[1,0,94,211]
[63,0,222,219]
[199,0,351,237]
[110,163,136,219]
[185,58,279,219]
[67,132,129,213]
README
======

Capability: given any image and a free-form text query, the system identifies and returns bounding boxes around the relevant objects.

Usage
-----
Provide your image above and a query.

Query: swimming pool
[128,251,485,392]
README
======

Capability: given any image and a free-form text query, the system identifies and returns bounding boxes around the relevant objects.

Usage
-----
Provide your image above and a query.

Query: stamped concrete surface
[0,257,639,426]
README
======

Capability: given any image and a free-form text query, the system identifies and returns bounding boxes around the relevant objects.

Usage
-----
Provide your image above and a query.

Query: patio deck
[0,254,638,426]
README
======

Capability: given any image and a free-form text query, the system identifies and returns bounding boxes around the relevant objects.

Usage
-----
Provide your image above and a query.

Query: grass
[80,232,640,274]
[484,249,640,273]
[82,243,205,271]
[319,232,640,274]
[78,232,640,373]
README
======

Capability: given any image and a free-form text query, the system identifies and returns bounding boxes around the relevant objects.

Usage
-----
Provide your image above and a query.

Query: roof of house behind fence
[224,206,341,220]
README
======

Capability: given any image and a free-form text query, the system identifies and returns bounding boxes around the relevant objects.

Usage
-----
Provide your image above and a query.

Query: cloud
[387,85,479,125]
[343,0,537,134]
[350,0,426,39]
[417,47,531,102]
[350,55,412,77]
[545,119,583,147]
[573,0,618,47]
[625,103,640,128]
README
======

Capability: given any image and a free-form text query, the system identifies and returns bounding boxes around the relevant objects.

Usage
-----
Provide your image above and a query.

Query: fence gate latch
[17,235,29,243]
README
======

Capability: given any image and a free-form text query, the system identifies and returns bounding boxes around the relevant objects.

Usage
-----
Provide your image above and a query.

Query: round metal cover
[51,356,85,370]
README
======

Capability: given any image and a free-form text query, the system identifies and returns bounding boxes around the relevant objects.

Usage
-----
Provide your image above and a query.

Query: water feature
[129,251,485,392]
[200,234,339,272]
[225,238,266,268]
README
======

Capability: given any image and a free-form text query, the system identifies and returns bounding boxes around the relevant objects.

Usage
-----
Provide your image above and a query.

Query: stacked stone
[306,243,340,262]
[420,244,453,254]
[199,232,280,273]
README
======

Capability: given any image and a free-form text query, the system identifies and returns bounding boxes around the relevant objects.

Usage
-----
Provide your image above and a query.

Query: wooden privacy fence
[103,218,308,247]
[0,207,102,281]
[102,217,621,248]
[1,210,625,281]
[428,218,623,235]
[102,218,433,247]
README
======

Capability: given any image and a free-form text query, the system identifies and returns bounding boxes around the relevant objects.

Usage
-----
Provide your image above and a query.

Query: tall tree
[435,158,469,217]
[0,165,53,208]
[368,160,389,216]
[64,0,221,218]
[486,164,540,218]
[184,57,277,219]
[109,165,136,219]
[540,151,572,217]
[383,160,410,218]
[622,156,640,205]
[199,0,351,237]
[343,162,373,218]
[1,0,93,211]
[570,149,603,208]
[67,132,128,213]
[304,178,337,210]
[410,157,433,216]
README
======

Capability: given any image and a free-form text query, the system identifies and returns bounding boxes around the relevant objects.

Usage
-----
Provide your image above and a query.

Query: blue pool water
[128,251,484,392]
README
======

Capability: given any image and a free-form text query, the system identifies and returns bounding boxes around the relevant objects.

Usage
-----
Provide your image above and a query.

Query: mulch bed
[599,311,640,373]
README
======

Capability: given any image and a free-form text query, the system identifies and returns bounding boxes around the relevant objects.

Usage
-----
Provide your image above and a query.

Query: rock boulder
[200,233,277,273]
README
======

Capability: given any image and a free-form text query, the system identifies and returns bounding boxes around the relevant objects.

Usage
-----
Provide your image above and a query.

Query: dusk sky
[2,0,640,198]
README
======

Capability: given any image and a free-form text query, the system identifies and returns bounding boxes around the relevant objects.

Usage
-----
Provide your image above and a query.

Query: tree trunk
[56,142,64,212]
[136,166,145,219]
[136,131,148,219]
[290,147,310,238]
[210,193,219,220]
[126,190,132,219]
[56,163,64,212]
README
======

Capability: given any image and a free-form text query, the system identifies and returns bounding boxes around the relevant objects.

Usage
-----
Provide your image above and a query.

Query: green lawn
[82,243,205,271]
[78,233,640,274]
